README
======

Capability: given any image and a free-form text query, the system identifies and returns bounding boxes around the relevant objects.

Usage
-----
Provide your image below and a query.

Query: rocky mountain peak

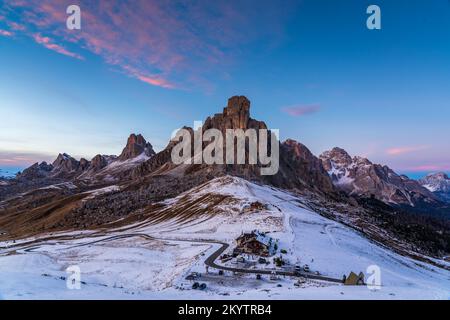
[426,172,449,180]
[90,154,108,171]
[280,139,335,193]
[223,95,250,129]
[419,172,450,199]
[52,153,71,166]
[353,156,372,167]
[18,161,54,179]
[52,153,80,173]
[79,158,90,171]
[282,139,311,157]
[319,147,438,206]
[203,95,267,132]
[320,147,353,169]
[118,133,156,161]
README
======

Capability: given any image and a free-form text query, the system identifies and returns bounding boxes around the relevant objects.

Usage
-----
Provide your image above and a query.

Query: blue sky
[0,0,449,178]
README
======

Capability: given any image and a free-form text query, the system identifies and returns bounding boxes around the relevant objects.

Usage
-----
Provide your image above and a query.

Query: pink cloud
[7,21,26,31]
[1,0,296,91]
[0,150,54,167]
[404,164,450,172]
[32,33,84,60]
[0,29,13,37]
[282,104,321,117]
[121,65,176,89]
[135,74,175,89]
[386,145,429,156]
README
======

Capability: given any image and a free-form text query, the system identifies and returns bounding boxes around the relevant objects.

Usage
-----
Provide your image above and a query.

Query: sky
[0,0,449,179]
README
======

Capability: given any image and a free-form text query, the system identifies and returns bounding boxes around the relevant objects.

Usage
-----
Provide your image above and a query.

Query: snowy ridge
[77,151,151,182]
[320,148,436,207]
[419,173,450,202]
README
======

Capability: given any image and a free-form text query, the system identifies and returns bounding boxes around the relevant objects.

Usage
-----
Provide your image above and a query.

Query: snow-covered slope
[0,177,449,300]
[77,152,151,183]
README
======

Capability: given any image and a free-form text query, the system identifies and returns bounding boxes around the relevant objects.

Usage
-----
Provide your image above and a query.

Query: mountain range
[0,96,449,260]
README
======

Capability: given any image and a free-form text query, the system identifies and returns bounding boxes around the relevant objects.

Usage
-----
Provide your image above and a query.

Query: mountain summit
[119,133,156,161]
[320,147,438,207]
[419,172,450,202]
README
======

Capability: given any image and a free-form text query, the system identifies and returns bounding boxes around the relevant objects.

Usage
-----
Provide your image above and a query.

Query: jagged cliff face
[118,134,155,161]
[320,147,438,206]
[90,154,108,171]
[279,139,335,193]
[52,153,82,175]
[18,161,53,179]
[203,96,267,132]
[202,96,273,180]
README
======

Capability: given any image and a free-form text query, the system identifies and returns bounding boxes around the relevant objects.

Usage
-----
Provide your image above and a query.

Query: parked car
[192,282,207,290]
[258,257,267,264]
[237,256,245,263]
[218,270,224,275]
[256,274,262,280]
[295,265,301,272]
[294,278,306,287]
[303,265,310,272]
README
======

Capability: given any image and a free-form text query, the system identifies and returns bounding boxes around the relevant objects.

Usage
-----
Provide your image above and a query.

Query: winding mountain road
[1,230,343,284]
[68,233,344,284]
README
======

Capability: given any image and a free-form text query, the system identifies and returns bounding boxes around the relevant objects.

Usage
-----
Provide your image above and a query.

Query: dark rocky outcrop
[279,139,335,193]
[203,96,267,132]
[18,161,53,179]
[89,154,108,172]
[52,153,82,175]
[118,134,155,161]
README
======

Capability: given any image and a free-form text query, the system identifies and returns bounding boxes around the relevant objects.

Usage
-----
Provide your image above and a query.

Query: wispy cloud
[33,33,84,60]
[282,104,321,117]
[386,145,430,156]
[0,0,297,91]
[0,29,13,36]
[122,65,176,89]
[8,21,25,31]
[404,164,450,172]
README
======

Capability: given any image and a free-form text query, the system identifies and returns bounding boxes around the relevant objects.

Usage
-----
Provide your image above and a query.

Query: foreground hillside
[1,177,448,300]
